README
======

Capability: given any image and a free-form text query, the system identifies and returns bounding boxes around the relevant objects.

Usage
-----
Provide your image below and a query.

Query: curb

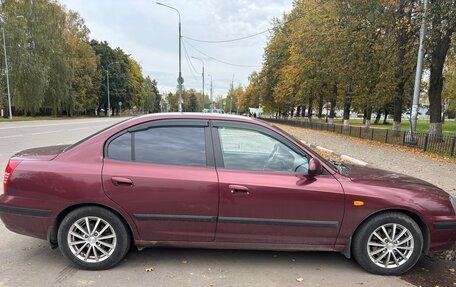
[300,140,368,166]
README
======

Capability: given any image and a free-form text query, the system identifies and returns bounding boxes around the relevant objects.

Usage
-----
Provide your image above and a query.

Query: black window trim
[211,120,329,174]
[104,119,215,168]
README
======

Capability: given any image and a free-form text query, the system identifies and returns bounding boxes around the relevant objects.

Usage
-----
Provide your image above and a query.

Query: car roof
[131,112,258,123]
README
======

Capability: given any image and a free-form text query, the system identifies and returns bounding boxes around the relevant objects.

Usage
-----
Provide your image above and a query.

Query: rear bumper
[0,203,52,217]
[0,202,52,240]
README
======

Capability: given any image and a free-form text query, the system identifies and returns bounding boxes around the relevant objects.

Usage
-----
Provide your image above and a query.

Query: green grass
[331,118,456,136]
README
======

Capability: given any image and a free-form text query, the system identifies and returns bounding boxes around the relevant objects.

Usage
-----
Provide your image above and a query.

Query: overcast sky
[60,0,293,96]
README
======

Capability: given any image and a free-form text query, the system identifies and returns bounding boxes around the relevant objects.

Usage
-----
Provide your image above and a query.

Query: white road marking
[0,124,109,139]
[0,118,125,130]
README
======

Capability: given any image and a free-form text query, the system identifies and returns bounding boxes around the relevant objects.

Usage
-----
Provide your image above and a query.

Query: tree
[443,52,456,116]
[246,0,422,131]
[426,0,456,135]
[66,11,98,115]
[0,0,159,118]
[142,76,161,113]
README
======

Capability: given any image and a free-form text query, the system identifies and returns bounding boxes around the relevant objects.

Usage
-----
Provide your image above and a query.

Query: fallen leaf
[296,277,304,282]
[449,268,455,273]
[144,267,154,272]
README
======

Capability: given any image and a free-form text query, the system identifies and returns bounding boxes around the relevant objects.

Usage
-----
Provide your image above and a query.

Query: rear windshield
[63,118,130,152]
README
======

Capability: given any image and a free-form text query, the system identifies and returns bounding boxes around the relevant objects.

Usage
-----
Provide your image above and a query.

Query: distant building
[249,105,263,117]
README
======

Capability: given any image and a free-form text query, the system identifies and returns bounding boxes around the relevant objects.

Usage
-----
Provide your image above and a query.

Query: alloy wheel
[367,223,414,269]
[67,216,117,263]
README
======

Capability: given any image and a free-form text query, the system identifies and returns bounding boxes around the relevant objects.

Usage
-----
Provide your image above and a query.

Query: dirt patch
[401,255,456,287]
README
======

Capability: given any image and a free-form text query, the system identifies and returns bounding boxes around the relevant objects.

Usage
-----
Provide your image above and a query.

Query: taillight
[3,160,21,192]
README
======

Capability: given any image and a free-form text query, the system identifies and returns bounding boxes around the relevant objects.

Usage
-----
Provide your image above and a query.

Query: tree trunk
[374,109,381,125]
[393,4,409,135]
[343,85,351,127]
[317,88,324,123]
[364,107,372,129]
[383,109,389,125]
[97,104,102,116]
[329,83,337,125]
[307,95,313,122]
[428,29,452,136]
[296,106,301,118]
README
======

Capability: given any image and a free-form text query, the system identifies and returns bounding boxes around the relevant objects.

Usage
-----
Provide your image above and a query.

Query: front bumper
[433,221,456,230]
[429,216,456,250]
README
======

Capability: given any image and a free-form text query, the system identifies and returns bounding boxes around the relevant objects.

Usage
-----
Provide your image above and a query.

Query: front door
[102,120,219,242]
[212,121,344,245]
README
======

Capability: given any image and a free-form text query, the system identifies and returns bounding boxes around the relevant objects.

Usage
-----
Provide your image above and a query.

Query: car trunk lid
[12,144,70,161]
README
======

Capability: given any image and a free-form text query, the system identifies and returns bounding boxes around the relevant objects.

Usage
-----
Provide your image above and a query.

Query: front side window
[107,126,206,167]
[218,127,308,173]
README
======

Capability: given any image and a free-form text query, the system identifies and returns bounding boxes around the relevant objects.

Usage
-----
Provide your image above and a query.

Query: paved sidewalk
[277,124,456,194]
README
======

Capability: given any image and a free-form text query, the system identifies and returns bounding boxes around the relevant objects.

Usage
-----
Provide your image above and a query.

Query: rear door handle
[229,185,249,194]
[111,177,133,186]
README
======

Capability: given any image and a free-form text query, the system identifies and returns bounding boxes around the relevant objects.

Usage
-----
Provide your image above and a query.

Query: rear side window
[107,126,206,167]
[107,133,132,161]
[135,127,206,167]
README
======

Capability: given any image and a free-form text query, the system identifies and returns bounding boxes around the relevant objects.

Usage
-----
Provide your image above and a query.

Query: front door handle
[111,177,133,186]
[229,185,249,194]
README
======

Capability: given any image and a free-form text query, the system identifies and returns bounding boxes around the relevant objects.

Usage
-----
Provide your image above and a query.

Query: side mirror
[308,158,322,176]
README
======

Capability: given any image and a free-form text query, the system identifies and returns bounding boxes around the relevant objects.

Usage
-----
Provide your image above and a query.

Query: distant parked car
[1,113,455,274]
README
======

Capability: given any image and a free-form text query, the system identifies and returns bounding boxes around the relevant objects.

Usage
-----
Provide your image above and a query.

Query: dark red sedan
[1,113,455,274]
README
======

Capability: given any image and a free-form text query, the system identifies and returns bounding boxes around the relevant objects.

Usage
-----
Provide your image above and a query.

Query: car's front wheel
[352,212,423,275]
[57,206,131,270]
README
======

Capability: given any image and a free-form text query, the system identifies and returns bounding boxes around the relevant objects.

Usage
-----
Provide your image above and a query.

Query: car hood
[13,144,70,161]
[344,163,448,197]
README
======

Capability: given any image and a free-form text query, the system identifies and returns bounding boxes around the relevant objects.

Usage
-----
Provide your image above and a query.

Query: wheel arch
[343,208,430,259]
[47,202,137,249]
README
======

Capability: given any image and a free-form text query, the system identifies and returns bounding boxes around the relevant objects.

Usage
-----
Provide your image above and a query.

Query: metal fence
[262,118,456,157]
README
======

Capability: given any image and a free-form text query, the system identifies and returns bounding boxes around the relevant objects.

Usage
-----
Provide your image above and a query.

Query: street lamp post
[191,56,204,111]
[1,15,23,119]
[157,2,183,113]
[106,62,119,117]
[208,74,213,112]
[2,26,12,119]
[411,0,428,134]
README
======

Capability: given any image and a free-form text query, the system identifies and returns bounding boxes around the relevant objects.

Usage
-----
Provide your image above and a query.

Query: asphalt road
[0,118,411,287]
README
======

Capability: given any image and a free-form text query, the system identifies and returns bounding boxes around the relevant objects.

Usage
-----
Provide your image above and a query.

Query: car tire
[57,206,131,270]
[352,211,423,275]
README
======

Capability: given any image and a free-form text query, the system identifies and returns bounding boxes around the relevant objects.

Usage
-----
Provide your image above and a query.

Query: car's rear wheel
[352,212,423,275]
[57,206,131,270]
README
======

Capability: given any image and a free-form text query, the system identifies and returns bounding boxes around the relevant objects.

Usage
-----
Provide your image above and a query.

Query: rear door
[102,119,219,242]
[212,121,344,245]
